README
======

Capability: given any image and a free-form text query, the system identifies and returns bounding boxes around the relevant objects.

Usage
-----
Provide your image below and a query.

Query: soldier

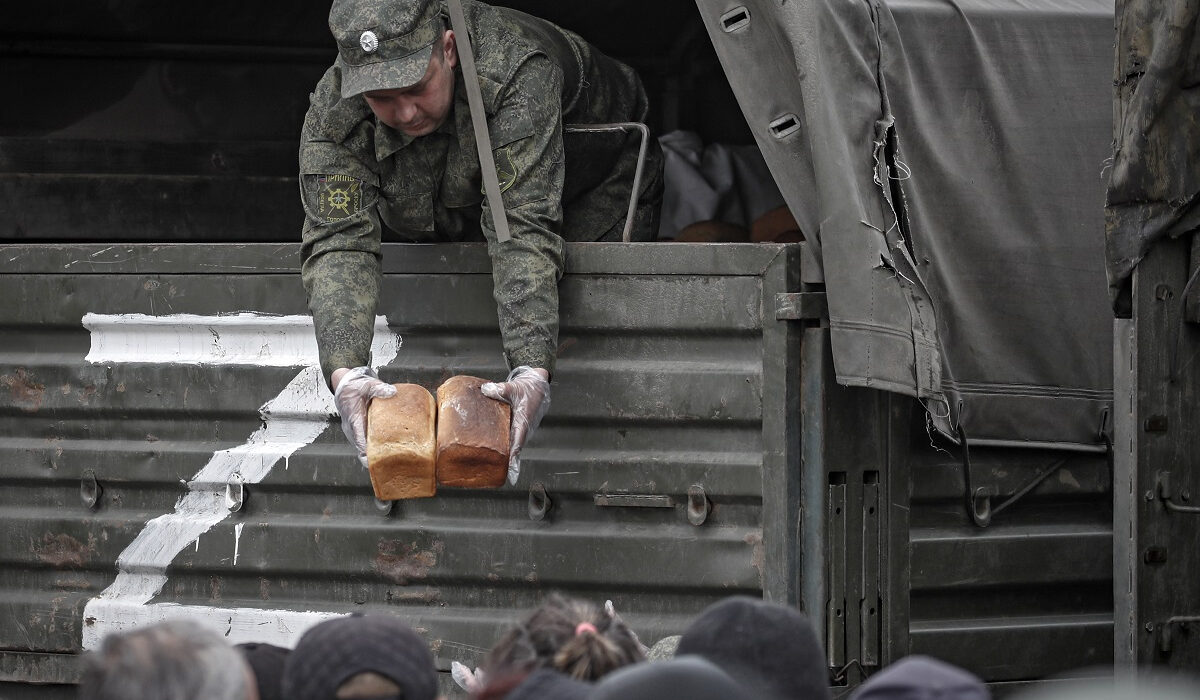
[300,0,663,483]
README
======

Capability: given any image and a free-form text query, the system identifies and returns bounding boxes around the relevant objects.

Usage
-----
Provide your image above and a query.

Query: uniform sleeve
[298,136,383,389]
[480,55,567,375]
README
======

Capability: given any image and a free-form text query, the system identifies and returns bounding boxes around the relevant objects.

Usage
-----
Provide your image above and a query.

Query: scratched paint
[81,313,400,649]
[233,523,245,566]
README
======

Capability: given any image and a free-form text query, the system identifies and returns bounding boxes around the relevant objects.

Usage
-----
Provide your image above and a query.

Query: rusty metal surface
[0,241,804,684]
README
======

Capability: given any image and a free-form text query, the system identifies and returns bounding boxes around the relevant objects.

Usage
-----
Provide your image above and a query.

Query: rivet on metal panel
[374,498,395,515]
[687,484,710,526]
[719,6,750,32]
[1144,415,1169,433]
[769,114,802,140]
[80,470,102,510]
[528,482,551,522]
[225,473,245,513]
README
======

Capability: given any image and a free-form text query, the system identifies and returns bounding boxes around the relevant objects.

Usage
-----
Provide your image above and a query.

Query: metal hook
[686,484,710,526]
[528,482,551,522]
[225,473,245,513]
[80,470,102,510]
[970,488,992,528]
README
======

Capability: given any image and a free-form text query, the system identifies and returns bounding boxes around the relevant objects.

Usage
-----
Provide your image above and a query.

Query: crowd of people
[78,593,1198,700]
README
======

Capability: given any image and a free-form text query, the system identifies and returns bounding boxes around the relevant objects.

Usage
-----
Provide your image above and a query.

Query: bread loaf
[366,384,437,500]
[436,375,511,488]
[750,205,803,243]
[674,220,750,242]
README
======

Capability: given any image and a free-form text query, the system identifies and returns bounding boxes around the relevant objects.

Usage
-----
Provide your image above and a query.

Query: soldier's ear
[442,29,458,69]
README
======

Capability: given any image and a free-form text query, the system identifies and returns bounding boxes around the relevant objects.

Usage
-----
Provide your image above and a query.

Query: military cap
[328,0,445,99]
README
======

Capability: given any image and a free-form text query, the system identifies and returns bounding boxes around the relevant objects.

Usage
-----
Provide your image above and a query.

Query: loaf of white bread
[436,375,511,488]
[366,383,437,500]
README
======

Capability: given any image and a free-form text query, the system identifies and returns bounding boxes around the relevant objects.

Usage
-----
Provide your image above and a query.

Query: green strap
[446,0,512,243]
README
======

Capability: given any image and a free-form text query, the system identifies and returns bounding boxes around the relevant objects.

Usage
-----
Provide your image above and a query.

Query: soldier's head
[328,0,458,137]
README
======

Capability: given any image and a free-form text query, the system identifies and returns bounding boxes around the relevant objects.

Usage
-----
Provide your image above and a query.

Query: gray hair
[79,619,251,700]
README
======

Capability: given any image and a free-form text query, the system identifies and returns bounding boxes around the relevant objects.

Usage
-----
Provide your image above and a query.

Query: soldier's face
[364,30,458,137]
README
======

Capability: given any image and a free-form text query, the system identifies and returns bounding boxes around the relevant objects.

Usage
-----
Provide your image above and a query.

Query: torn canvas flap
[1106,0,1200,309]
[699,0,1115,450]
[696,0,946,404]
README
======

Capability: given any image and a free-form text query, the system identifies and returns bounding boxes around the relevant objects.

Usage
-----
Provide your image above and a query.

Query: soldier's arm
[479,54,568,376]
[298,144,383,391]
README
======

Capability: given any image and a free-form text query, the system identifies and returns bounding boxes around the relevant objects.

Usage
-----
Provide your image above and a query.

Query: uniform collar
[373,120,415,161]
[372,69,469,162]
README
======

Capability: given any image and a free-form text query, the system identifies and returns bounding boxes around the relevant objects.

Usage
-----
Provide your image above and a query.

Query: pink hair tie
[575,622,598,637]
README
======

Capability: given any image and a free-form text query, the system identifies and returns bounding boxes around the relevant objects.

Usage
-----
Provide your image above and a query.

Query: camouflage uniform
[300,0,664,387]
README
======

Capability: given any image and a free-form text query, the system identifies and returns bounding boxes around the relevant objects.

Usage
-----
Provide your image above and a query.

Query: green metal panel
[903,440,1113,680]
[0,241,808,685]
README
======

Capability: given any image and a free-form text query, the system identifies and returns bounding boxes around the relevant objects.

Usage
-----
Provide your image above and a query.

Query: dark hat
[588,656,754,700]
[677,596,831,700]
[849,656,989,700]
[236,642,290,700]
[281,615,437,700]
[506,669,591,700]
[328,0,445,99]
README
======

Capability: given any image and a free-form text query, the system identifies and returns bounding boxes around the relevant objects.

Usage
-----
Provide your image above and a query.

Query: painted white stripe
[82,313,400,650]
[83,600,345,648]
[82,313,401,368]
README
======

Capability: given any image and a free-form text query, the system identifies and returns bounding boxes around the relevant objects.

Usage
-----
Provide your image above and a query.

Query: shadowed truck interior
[0,0,762,243]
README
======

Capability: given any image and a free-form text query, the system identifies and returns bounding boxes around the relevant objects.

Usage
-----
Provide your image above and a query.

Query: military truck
[2,0,1194,697]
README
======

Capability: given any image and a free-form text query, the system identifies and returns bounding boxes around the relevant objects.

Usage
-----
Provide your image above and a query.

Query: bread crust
[366,383,437,499]
[436,375,511,488]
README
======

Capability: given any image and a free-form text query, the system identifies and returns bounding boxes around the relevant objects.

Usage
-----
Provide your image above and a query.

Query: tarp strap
[446,0,511,243]
[958,423,1064,529]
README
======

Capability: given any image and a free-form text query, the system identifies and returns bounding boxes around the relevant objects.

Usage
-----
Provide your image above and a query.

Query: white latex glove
[332,366,397,460]
[481,366,551,485]
[450,661,486,693]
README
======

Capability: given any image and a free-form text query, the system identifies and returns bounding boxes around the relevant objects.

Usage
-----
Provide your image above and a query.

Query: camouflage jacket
[299,0,662,387]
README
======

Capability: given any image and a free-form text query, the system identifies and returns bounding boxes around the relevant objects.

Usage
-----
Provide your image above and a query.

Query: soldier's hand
[481,366,551,485]
[332,366,397,462]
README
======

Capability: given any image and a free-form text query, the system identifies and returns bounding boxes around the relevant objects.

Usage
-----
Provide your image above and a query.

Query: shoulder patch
[314,174,365,221]
[493,147,517,194]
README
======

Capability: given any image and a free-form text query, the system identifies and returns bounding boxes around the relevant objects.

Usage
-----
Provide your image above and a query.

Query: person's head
[849,656,988,700]
[328,0,458,136]
[237,642,290,700]
[481,668,591,700]
[281,614,438,700]
[588,655,755,700]
[79,619,256,700]
[677,596,830,700]
[483,594,645,684]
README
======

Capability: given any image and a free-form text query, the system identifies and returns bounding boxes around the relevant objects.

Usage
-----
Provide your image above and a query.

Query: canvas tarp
[696,0,1114,450]
[696,0,1113,449]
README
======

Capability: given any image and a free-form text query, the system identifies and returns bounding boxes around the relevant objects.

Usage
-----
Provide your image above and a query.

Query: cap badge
[359,30,379,53]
